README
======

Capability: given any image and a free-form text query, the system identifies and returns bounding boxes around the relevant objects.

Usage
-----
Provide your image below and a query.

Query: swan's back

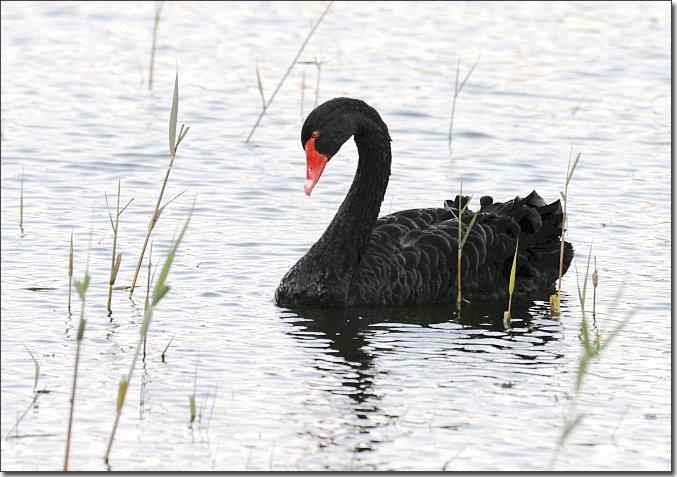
[346,191,573,306]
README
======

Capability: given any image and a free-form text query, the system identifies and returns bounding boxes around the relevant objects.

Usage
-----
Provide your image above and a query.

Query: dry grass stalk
[449,183,477,311]
[299,57,324,107]
[19,170,24,235]
[592,256,598,318]
[300,70,306,120]
[161,336,174,363]
[550,149,581,314]
[503,238,519,328]
[448,56,480,153]
[68,232,74,314]
[148,1,164,91]
[245,1,333,143]
[4,347,41,440]
[256,62,266,110]
[143,242,153,360]
[189,363,198,425]
[129,73,189,298]
[105,180,134,313]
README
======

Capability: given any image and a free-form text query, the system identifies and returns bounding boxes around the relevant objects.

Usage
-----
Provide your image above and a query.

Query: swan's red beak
[304,136,328,196]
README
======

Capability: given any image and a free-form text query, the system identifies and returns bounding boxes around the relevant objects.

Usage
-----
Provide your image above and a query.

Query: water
[0,1,670,471]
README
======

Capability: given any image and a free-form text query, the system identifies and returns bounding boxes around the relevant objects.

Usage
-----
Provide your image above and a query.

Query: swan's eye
[311,130,320,138]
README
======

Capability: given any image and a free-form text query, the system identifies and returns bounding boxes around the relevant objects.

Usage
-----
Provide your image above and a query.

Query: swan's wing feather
[348,193,573,305]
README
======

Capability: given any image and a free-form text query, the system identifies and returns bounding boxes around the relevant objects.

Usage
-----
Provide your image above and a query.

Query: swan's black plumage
[275,98,573,307]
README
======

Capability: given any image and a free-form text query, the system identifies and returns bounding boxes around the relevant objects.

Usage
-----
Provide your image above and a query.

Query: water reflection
[281,299,564,464]
[284,299,562,376]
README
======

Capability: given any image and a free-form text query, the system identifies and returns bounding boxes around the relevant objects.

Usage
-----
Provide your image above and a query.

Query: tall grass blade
[256,63,266,109]
[169,73,178,156]
[130,73,189,297]
[503,238,519,326]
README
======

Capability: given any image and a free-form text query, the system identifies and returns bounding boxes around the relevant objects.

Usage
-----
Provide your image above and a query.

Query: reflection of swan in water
[280,299,565,462]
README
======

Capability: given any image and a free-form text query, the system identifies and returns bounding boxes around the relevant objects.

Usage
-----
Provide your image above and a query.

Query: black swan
[275,97,574,307]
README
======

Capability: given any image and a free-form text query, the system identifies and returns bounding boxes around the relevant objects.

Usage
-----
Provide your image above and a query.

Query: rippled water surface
[0,1,671,471]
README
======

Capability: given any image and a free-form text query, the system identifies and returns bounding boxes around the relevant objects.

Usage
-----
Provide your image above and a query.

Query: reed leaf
[169,73,178,156]
[152,208,192,307]
[116,378,129,414]
[575,244,593,313]
[130,73,189,297]
[508,239,519,296]
[256,63,266,109]
[189,395,196,423]
[111,253,122,283]
[459,213,477,249]
[176,125,190,148]
[75,273,90,300]
[566,152,582,185]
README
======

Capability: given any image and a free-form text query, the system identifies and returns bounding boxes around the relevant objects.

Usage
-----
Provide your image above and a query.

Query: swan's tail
[445,190,574,294]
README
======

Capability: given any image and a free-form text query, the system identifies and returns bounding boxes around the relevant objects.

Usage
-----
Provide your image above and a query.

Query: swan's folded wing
[347,193,570,305]
[348,207,521,305]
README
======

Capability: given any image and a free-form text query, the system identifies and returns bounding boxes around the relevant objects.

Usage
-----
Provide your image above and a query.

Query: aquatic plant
[189,363,198,425]
[4,346,41,440]
[448,184,477,311]
[19,169,24,235]
[64,230,91,471]
[298,57,325,107]
[448,57,479,153]
[105,206,192,463]
[161,336,174,363]
[143,242,153,360]
[503,238,519,328]
[551,244,633,469]
[68,232,74,314]
[148,1,164,91]
[105,180,134,314]
[300,70,306,120]
[129,73,189,298]
[245,1,333,143]
[550,149,581,314]
[592,256,598,317]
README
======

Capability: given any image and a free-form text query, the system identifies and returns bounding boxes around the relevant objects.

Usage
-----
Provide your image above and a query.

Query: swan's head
[300,98,368,195]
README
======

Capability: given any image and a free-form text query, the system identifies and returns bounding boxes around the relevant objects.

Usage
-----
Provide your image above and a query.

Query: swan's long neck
[307,123,391,303]
[324,129,391,256]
